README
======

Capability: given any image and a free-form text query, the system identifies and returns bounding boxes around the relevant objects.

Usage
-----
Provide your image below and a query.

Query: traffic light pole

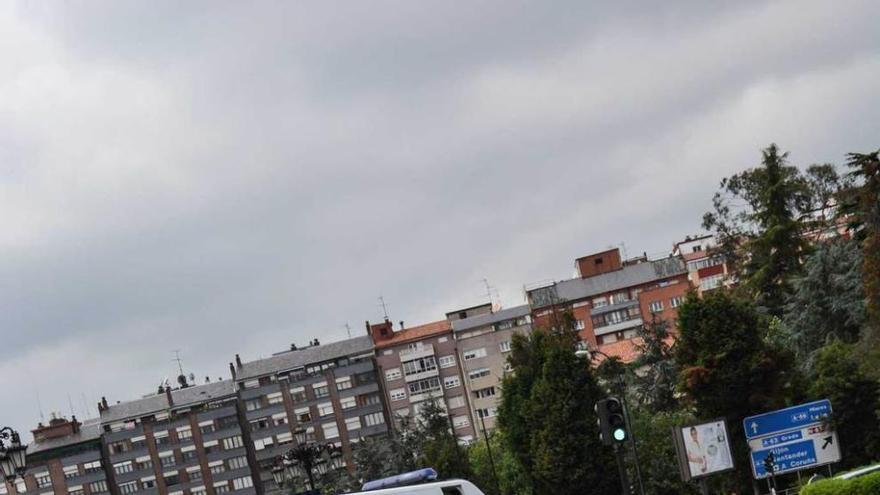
[613,444,631,495]
[620,399,645,495]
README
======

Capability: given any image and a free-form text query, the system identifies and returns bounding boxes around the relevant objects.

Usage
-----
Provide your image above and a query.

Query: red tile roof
[374,319,451,349]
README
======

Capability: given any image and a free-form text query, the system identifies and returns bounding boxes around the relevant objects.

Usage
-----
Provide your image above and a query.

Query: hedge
[799,471,880,495]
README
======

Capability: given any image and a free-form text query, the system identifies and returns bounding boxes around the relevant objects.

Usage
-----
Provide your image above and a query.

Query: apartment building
[98,380,256,495]
[2,416,110,495]
[369,319,477,443]
[672,235,730,295]
[230,336,388,493]
[451,304,532,432]
[526,247,690,362]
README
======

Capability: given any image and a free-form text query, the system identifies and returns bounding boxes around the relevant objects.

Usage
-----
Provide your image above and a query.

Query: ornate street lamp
[273,428,342,493]
[0,427,27,482]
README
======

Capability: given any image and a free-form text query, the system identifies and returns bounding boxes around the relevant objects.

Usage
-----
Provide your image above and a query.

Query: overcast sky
[2,0,878,434]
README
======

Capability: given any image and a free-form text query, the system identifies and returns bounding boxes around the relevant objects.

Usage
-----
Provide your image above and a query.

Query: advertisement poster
[675,419,735,480]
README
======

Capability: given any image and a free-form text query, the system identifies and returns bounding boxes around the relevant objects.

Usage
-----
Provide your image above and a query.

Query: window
[503,362,513,373]
[313,384,330,398]
[232,476,253,490]
[474,387,496,399]
[452,416,470,429]
[447,396,465,409]
[35,472,52,488]
[154,431,170,446]
[700,274,724,291]
[443,376,461,389]
[272,413,288,426]
[199,422,216,434]
[384,368,402,380]
[191,487,206,495]
[164,473,179,486]
[250,417,269,430]
[462,348,486,361]
[14,480,25,494]
[610,292,630,304]
[244,398,263,411]
[438,355,456,368]
[222,435,244,450]
[141,477,156,489]
[119,482,138,495]
[276,432,293,446]
[227,456,248,470]
[339,397,356,410]
[363,412,385,427]
[468,368,490,380]
[345,417,361,431]
[670,296,684,308]
[289,387,307,403]
[359,393,381,406]
[499,341,511,353]
[63,465,80,480]
[402,356,437,376]
[476,408,497,418]
[214,483,230,494]
[108,441,128,454]
[389,388,407,401]
[89,481,108,494]
[318,402,334,417]
[649,301,664,313]
[159,453,175,468]
[266,392,283,405]
[182,447,197,461]
[598,333,618,345]
[295,407,312,422]
[575,319,585,330]
[217,415,238,430]
[407,377,441,396]
[134,456,152,470]
[592,297,608,308]
[114,461,134,475]
[242,379,259,389]
[203,439,219,453]
[83,461,102,474]
[322,423,339,439]
[335,376,352,390]
[189,470,203,482]
[130,436,147,450]
[176,427,192,440]
[209,461,226,475]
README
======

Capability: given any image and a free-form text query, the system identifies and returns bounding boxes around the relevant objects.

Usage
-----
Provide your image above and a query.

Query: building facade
[230,336,389,493]
[98,380,256,495]
[527,247,690,362]
[3,416,110,495]
[672,235,731,295]
[370,319,477,443]
[451,304,531,432]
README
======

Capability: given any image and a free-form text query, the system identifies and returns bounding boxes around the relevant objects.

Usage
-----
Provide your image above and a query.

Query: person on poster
[685,426,708,474]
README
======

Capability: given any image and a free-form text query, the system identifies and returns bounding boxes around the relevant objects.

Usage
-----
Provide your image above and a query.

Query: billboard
[673,419,735,481]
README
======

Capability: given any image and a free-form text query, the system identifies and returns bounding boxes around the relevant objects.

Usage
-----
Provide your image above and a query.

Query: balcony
[399,343,435,360]
[593,317,643,336]
[403,367,440,383]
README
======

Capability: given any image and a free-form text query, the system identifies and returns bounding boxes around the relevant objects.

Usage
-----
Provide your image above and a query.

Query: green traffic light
[613,428,626,442]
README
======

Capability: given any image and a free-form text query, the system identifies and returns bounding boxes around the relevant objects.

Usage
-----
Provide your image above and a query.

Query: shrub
[799,470,880,495]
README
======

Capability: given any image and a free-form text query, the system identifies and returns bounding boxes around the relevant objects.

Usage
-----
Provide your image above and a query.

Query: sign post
[743,400,841,480]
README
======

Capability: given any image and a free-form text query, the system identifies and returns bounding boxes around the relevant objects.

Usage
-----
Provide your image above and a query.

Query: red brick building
[526,247,690,362]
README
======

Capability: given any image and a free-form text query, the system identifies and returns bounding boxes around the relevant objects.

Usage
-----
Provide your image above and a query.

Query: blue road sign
[760,430,803,449]
[751,440,817,478]
[743,400,831,440]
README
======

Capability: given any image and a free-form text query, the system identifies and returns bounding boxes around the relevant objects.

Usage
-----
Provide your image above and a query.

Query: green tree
[675,291,802,492]
[702,144,839,316]
[498,311,617,495]
[809,341,880,470]
[842,150,880,342]
[468,431,529,495]
[783,238,865,364]
[631,315,680,411]
[416,398,473,480]
[628,409,700,495]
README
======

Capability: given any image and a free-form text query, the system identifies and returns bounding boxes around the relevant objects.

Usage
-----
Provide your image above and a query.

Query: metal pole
[614,444,631,495]
[479,413,501,495]
[698,478,709,495]
[620,395,645,495]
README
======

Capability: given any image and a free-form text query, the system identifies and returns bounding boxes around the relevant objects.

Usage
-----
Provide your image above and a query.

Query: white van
[351,479,485,495]
[353,468,486,495]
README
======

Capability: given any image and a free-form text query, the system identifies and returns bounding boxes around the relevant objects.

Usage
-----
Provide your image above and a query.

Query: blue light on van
[361,468,438,491]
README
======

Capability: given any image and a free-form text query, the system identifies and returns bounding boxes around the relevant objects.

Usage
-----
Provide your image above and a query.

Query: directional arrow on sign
[751,422,758,435]
[822,436,833,450]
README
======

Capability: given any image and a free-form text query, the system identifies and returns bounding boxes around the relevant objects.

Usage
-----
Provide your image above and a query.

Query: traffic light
[763,452,776,475]
[595,397,628,446]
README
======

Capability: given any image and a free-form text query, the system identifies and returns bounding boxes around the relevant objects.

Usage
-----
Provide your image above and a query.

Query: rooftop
[374,320,451,349]
[236,335,374,380]
[531,256,686,308]
[451,305,531,333]
[28,418,102,455]
[100,380,236,424]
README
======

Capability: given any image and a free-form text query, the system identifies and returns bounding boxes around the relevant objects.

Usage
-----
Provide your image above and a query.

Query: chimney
[399,320,405,330]
[101,396,109,410]
[229,362,237,380]
[367,320,394,343]
[290,343,297,351]
[235,354,242,368]
[313,338,320,346]
[165,385,174,407]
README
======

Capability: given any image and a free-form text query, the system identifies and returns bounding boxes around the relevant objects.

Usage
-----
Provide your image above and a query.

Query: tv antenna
[173,350,185,376]
[344,322,352,339]
[378,296,390,320]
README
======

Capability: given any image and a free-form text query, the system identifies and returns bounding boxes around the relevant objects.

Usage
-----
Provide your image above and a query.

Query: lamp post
[575,344,645,495]
[0,427,28,482]
[272,428,343,494]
